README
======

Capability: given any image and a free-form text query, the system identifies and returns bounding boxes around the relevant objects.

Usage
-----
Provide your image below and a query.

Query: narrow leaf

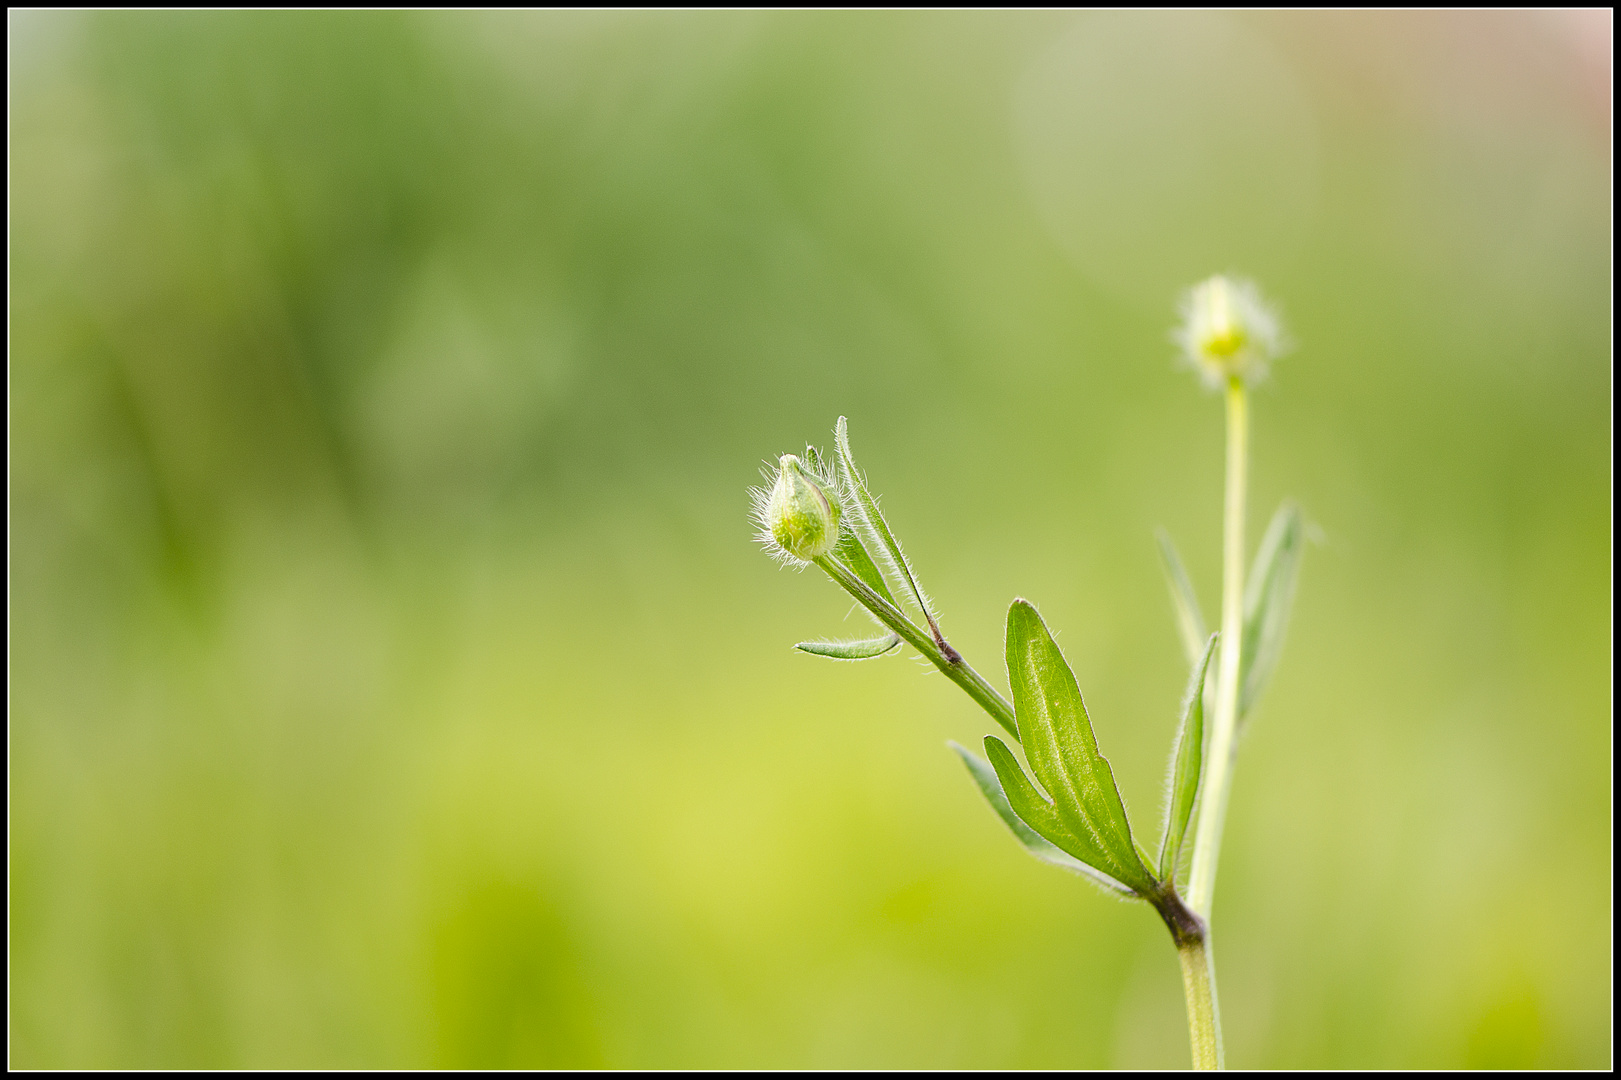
[1238,502,1305,723]
[1156,529,1209,669]
[1158,633,1218,883]
[834,417,942,636]
[950,742,1135,894]
[832,520,899,609]
[1004,599,1156,893]
[795,634,902,659]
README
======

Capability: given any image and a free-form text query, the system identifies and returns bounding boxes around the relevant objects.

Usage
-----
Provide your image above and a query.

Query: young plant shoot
[751,276,1303,1070]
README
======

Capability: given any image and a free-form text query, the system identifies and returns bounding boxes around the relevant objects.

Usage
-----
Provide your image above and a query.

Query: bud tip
[752,450,840,565]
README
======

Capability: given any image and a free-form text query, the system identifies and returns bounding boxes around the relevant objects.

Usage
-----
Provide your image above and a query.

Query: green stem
[1186,377,1247,919]
[1151,886,1223,1070]
[813,553,1019,739]
[1177,932,1224,1070]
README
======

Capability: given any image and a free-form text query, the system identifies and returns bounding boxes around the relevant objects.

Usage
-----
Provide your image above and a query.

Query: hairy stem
[813,553,1019,739]
[1151,886,1223,1070]
[1187,377,1247,919]
[1177,932,1224,1070]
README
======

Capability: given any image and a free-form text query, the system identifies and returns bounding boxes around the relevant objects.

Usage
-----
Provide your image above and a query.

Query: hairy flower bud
[1174,275,1284,388]
[757,453,840,564]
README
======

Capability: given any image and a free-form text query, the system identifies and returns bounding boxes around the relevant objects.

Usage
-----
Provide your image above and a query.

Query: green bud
[757,453,840,564]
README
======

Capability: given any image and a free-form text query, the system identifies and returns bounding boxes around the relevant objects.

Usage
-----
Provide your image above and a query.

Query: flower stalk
[813,552,1017,738]
[1186,376,1248,919]
[1177,931,1224,1070]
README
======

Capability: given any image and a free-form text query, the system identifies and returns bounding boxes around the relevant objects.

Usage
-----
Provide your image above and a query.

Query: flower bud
[759,453,840,563]
[1173,275,1284,388]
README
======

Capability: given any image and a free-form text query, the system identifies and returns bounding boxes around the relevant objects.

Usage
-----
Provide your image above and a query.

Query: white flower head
[751,450,841,566]
[1173,275,1286,389]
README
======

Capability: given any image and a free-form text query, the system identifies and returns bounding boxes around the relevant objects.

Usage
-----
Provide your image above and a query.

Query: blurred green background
[9,10,1610,1069]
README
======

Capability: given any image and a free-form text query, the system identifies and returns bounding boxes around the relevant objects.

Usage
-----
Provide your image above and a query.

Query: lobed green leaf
[1004,599,1156,894]
[794,634,902,659]
[950,742,1135,894]
[1158,633,1218,883]
[969,737,1136,895]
